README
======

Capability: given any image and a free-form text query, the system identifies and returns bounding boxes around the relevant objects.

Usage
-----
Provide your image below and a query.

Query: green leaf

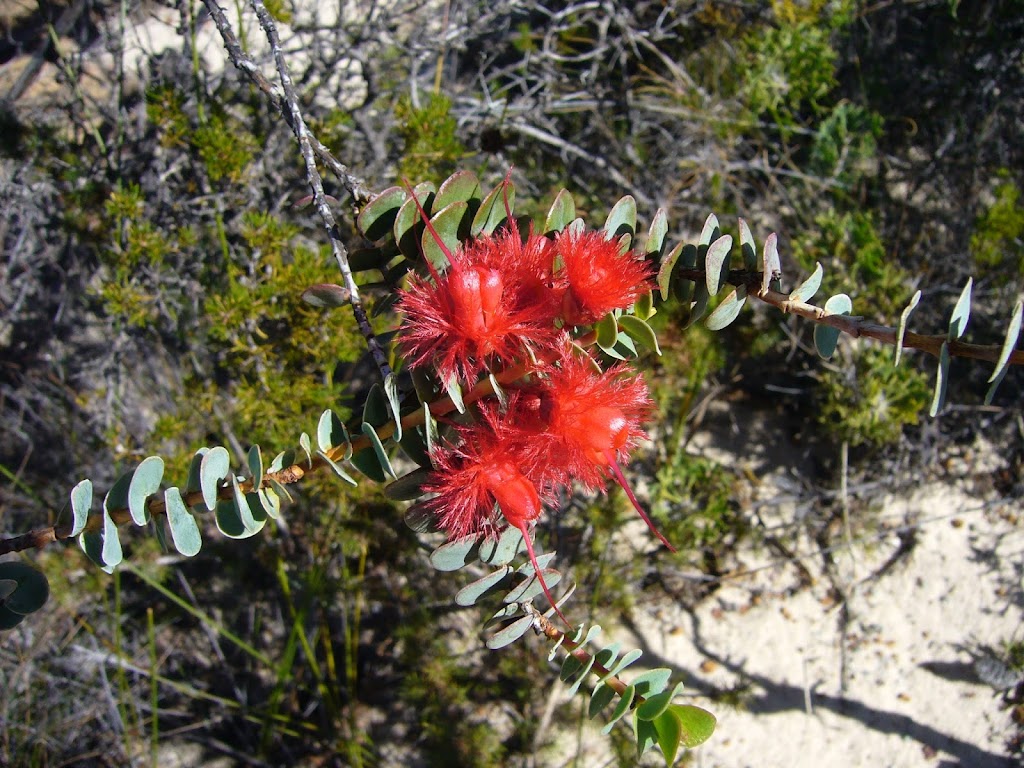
[604,195,637,240]
[634,289,656,321]
[349,446,387,482]
[384,373,403,442]
[247,445,263,488]
[100,509,123,572]
[0,562,49,615]
[503,570,562,603]
[361,422,396,479]
[472,180,514,236]
[105,470,133,515]
[544,188,576,234]
[316,450,357,485]
[0,605,26,630]
[70,479,92,537]
[601,684,635,734]
[200,446,230,511]
[652,707,684,766]
[813,294,852,359]
[301,283,352,308]
[317,409,348,453]
[930,341,950,417]
[630,668,673,698]
[164,487,202,557]
[761,233,781,294]
[657,243,684,301]
[683,284,709,329]
[738,217,757,271]
[357,186,406,241]
[477,525,525,565]
[789,262,823,303]
[433,169,481,211]
[704,234,733,296]
[455,566,512,606]
[185,449,207,495]
[393,189,429,259]
[404,503,440,533]
[589,684,617,719]
[986,299,1023,405]
[215,497,266,540]
[895,290,922,367]
[607,648,643,677]
[422,201,469,271]
[231,476,258,532]
[258,488,281,520]
[384,468,431,500]
[363,383,391,427]
[635,717,659,756]
[515,552,556,575]
[948,277,973,341]
[485,613,533,650]
[698,213,720,247]
[616,315,662,354]
[645,208,668,258]
[705,286,747,331]
[636,682,686,721]
[348,247,392,273]
[596,312,619,350]
[429,535,483,571]
[299,432,313,467]
[671,703,717,748]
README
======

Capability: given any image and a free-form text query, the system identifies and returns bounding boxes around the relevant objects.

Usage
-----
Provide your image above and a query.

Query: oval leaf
[471,180,514,236]
[738,217,757,271]
[200,446,230,511]
[645,208,668,258]
[164,487,202,557]
[705,286,747,331]
[485,613,533,650]
[617,315,662,355]
[986,299,1023,405]
[671,703,717,748]
[357,186,406,241]
[422,201,469,271]
[70,479,93,537]
[761,233,781,295]
[433,169,481,211]
[789,262,823,303]
[698,213,720,247]
[604,195,637,240]
[301,283,352,308]
[895,290,922,367]
[247,445,263,487]
[127,457,163,526]
[455,566,512,606]
[704,234,732,296]
[477,525,525,565]
[0,562,49,615]
[429,535,483,571]
[544,188,576,234]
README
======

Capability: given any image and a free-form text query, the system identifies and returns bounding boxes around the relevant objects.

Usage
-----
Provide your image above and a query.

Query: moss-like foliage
[972,174,1024,277]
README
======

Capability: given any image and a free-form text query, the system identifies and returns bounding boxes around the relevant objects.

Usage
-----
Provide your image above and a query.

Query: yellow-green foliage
[971,173,1024,276]
[395,94,466,181]
[818,346,929,448]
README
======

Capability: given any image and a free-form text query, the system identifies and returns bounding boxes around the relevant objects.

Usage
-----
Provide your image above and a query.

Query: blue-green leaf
[0,561,49,615]
[433,169,481,211]
[455,566,512,606]
[738,217,757,271]
[231,476,258,532]
[630,668,673,698]
[317,450,358,486]
[429,535,483,571]
[100,510,122,572]
[895,290,922,367]
[705,286,747,331]
[544,188,576,234]
[607,648,643,677]
[70,479,92,537]
[127,456,163,526]
[384,373,403,442]
[657,243,684,301]
[485,613,533,649]
[246,445,263,488]
[215,498,266,540]
[357,186,405,241]
[361,422,396,479]
[200,446,230,511]
[503,570,562,603]
[384,468,430,500]
[477,526,524,565]
[789,262,823,303]
[185,449,207,495]
[948,277,973,341]
[985,299,1023,405]
[813,294,852,359]
[604,195,637,240]
[930,341,950,417]
[164,487,202,556]
[704,234,732,296]
[589,684,617,719]
[698,213,720,247]
[761,233,781,294]
[601,684,636,734]
[636,682,687,721]
[422,201,469,271]
[634,717,659,756]
[645,208,668,258]
[471,180,514,236]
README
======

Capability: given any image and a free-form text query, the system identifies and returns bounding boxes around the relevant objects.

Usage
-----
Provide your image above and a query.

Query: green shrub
[971,174,1024,277]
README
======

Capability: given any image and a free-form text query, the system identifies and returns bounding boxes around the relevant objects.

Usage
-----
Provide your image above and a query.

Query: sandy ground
[615,483,1023,768]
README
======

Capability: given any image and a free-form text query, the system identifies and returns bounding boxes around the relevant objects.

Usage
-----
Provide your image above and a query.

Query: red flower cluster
[398,196,654,387]
[396,179,672,626]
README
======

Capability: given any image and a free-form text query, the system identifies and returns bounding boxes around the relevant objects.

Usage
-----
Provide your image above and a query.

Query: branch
[677,267,1024,367]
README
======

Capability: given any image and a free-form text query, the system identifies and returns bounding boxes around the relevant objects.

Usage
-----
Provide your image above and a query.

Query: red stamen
[602,449,677,553]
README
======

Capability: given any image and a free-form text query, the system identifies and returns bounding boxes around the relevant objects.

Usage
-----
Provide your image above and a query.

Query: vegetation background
[0,0,1022,765]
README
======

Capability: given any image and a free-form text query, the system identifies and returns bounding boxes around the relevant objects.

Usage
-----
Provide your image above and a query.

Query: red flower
[397,216,560,387]
[526,343,676,552]
[554,229,654,326]
[423,398,572,626]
